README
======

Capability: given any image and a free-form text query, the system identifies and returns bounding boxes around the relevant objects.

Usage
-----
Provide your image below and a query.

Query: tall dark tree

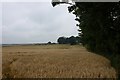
[52,1,120,54]
[52,1,120,78]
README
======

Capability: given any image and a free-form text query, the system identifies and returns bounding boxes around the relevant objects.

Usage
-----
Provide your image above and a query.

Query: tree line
[57,36,81,45]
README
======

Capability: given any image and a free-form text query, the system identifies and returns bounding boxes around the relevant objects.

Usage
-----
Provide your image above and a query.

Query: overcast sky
[2,1,78,44]
[0,3,2,44]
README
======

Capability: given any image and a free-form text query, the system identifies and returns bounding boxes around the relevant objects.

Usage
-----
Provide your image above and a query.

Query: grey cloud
[2,2,78,44]
[0,3,2,44]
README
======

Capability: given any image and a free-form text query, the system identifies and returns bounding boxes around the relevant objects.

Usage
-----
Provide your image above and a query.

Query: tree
[69,36,76,45]
[76,36,81,43]
[52,1,120,78]
[47,41,52,44]
[57,37,67,44]
[57,36,81,45]
[52,1,120,54]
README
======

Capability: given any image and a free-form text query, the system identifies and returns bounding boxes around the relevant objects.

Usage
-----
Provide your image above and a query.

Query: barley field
[0,46,2,79]
[2,44,117,78]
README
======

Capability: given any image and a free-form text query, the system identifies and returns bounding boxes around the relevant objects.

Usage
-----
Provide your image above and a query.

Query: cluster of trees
[52,1,120,54]
[57,36,81,45]
[52,1,120,78]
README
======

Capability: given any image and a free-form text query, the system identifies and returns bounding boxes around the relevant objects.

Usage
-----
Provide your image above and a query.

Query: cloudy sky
[2,1,78,44]
[0,3,2,44]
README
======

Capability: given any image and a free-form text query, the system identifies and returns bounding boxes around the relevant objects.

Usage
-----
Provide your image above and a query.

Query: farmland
[0,46,2,79]
[2,44,117,78]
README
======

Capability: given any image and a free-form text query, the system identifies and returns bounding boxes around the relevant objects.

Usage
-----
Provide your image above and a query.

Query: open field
[2,44,117,78]
[0,46,2,79]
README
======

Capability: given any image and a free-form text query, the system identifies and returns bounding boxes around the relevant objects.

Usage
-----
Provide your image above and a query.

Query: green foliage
[69,36,77,45]
[52,1,120,54]
[52,1,120,78]
[57,37,67,44]
[70,2,120,54]
[57,36,81,45]
[47,41,52,44]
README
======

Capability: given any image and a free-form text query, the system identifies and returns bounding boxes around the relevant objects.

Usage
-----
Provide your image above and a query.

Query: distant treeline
[57,36,81,45]
[34,42,56,45]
